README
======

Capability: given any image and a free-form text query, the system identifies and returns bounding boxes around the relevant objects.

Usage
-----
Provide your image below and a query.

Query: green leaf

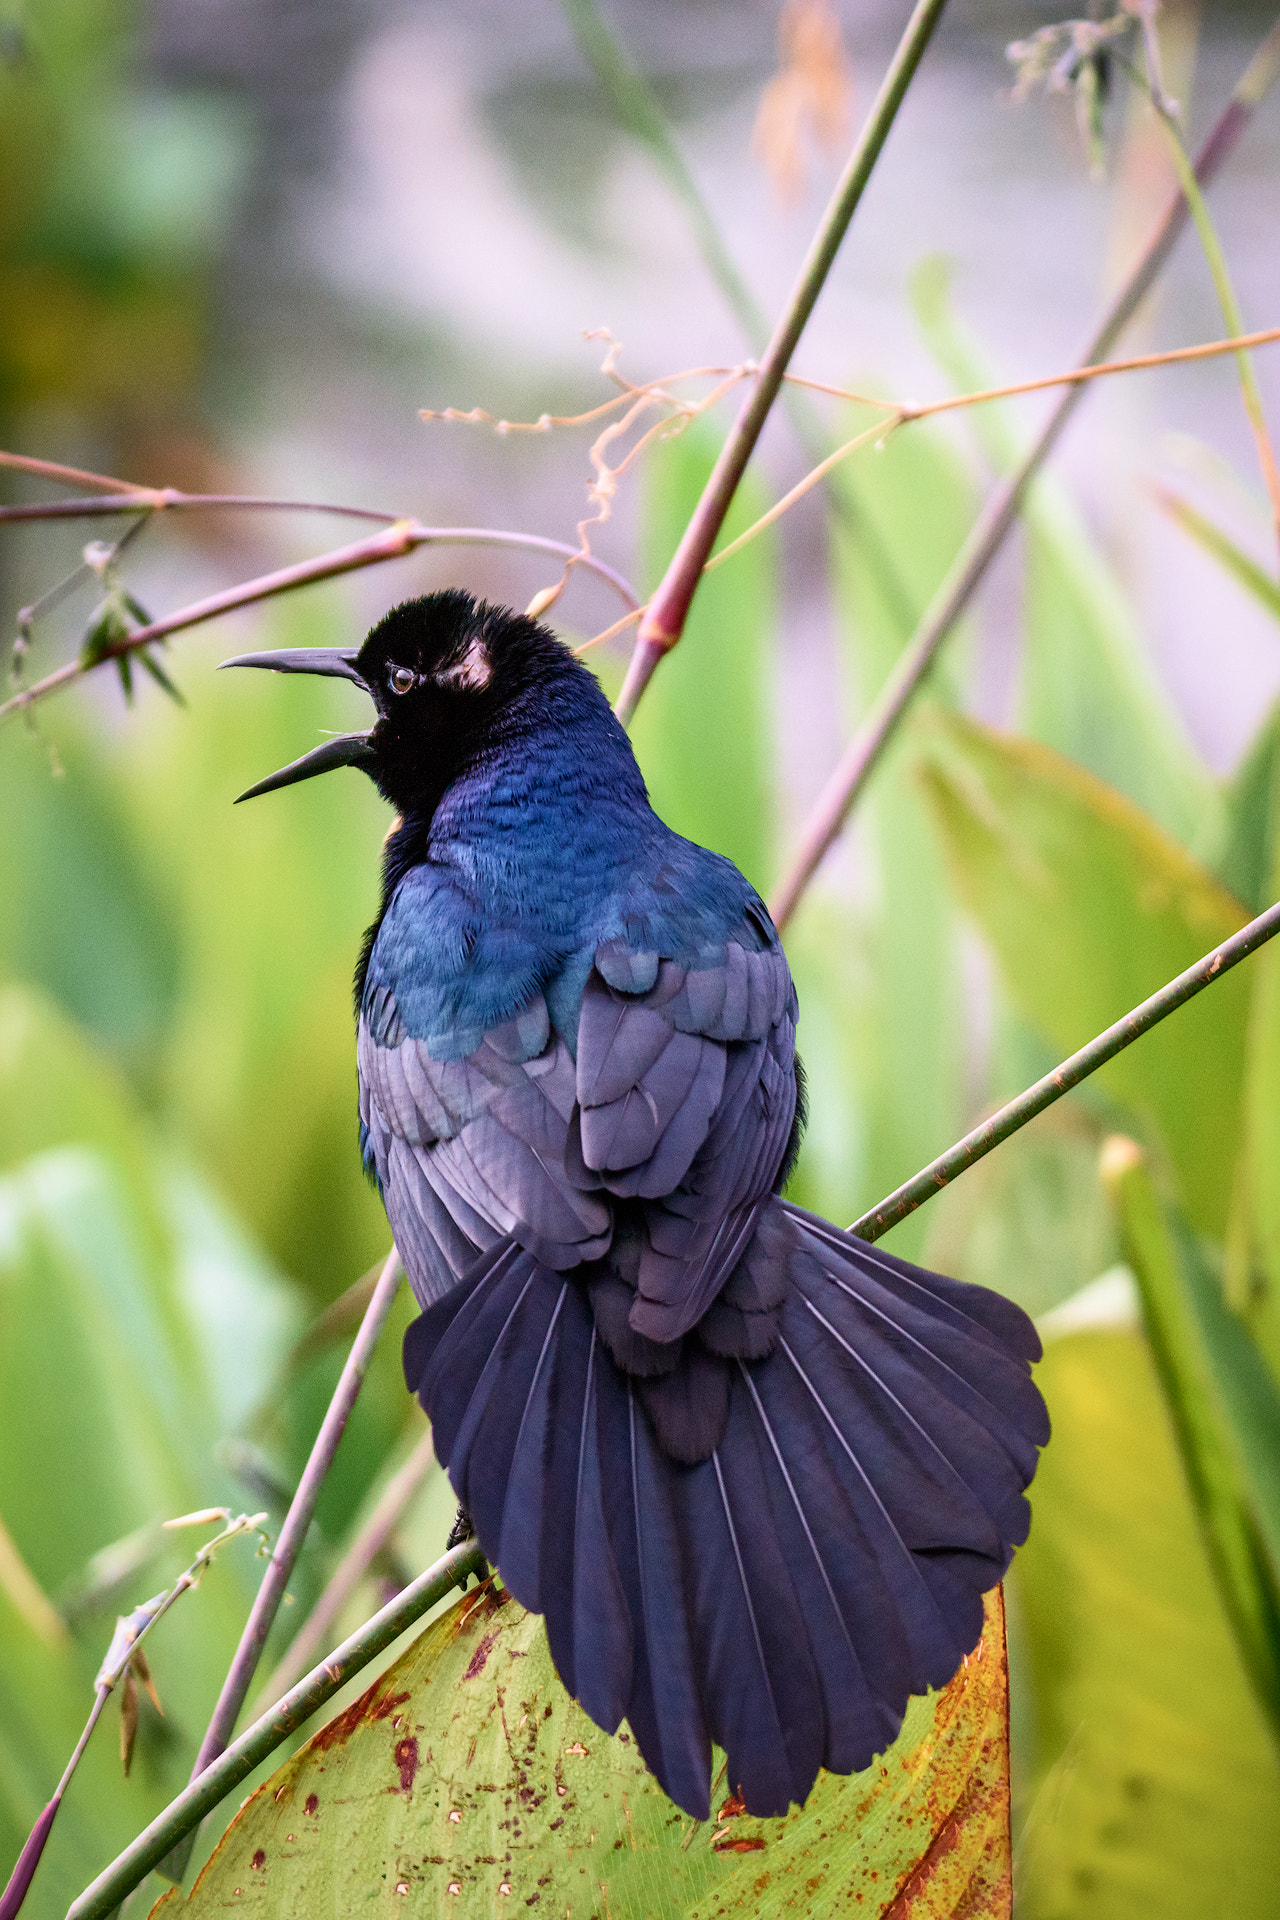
[1216,698,1280,914]
[629,422,776,894]
[790,405,973,1258]
[0,1144,302,1920]
[0,988,310,1916]
[910,256,1219,855]
[1013,1326,1280,1918]
[0,727,182,1064]
[162,1581,1012,1918]
[1101,1137,1280,1733]
[917,711,1250,1235]
[137,646,185,706]
[1156,486,1280,624]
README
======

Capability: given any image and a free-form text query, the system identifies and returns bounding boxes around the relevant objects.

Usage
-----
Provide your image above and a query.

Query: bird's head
[223,589,584,817]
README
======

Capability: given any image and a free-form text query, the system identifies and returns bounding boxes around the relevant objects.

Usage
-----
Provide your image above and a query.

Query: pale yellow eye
[389,665,416,695]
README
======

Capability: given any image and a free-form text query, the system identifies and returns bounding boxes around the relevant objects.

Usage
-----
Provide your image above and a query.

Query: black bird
[225,591,1048,1820]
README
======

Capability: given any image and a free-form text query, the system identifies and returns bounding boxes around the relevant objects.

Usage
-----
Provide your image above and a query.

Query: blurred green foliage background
[3,1,1280,1916]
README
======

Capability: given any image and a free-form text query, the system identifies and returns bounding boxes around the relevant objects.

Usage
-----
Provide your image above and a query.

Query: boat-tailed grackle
[224,590,1048,1819]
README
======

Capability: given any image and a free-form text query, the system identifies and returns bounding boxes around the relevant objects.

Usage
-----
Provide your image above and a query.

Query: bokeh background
[3,1,1280,1914]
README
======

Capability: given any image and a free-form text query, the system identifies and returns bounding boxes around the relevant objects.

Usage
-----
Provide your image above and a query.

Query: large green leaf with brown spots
[154,1581,1013,1918]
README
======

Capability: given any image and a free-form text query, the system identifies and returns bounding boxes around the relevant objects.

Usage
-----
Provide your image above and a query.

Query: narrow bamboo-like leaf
[159,1583,1012,1918]
[1014,1327,1280,1918]
[1100,1136,1280,1735]
[138,645,186,706]
[918,711,1250,1235]
[1221,703,1280,1370]
[1156,486,1280,622]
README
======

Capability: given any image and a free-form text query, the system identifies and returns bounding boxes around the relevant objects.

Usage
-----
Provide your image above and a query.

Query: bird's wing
[573,925,799,1343]
[358,858,613,1306]
[360,862,798,1332]
[359,982,614,1306]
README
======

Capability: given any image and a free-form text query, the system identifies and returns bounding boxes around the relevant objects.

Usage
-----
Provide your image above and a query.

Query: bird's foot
[447,1503,476,1588]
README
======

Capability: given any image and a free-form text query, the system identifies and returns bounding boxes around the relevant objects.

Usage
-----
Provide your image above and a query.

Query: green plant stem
[767,15,1280,931]
[0,1697,107,1920]
[851,895,1280,1244]
[254,1426,437,1710]
[64,1539,486,1920]
[1138,68,1280,568]
[613,0,950,725]
[154,1252,404,1885]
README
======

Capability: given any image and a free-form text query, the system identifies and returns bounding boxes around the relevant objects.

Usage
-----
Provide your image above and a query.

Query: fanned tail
[404,1199,1048,1819]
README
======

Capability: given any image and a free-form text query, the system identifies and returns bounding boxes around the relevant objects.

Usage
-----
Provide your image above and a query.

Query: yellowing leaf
[1014,1329,1280,1918]
[162,1582,1012,1918]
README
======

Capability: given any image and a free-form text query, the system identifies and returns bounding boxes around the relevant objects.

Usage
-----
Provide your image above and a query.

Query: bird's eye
[389,665,416,695]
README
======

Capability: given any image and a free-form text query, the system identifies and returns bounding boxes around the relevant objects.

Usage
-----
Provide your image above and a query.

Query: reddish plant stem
[613,0,950,725]
[0,524,639,724]
[768,17,1280,930]
[154,1251,404,1884]
[0,489,402,525]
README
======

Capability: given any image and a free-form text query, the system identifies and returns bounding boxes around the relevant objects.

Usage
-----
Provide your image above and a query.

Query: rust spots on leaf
[250,1850,265,1872]
[711,1785,766,1853]
[310,1681,411,1752]
[304,1794,319,1817]
[465,1630,501,1680]
[393,1735,420,1793]
[880,1778,982,1917]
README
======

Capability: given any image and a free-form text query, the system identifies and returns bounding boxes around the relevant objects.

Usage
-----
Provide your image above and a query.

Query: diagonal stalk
[852,896,1280,1245]
[768,16,1280,931]
[253,1425,437,1709]
[64,1539,485,1920]
[613,0,951,725]
[1142,79,1280,568]
[154,1250,404,1884]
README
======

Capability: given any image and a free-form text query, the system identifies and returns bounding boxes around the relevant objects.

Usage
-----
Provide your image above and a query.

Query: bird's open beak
[220,647,376,803]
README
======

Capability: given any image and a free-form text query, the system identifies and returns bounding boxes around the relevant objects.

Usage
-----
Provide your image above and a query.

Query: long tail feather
[406,1199,1047,1818]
